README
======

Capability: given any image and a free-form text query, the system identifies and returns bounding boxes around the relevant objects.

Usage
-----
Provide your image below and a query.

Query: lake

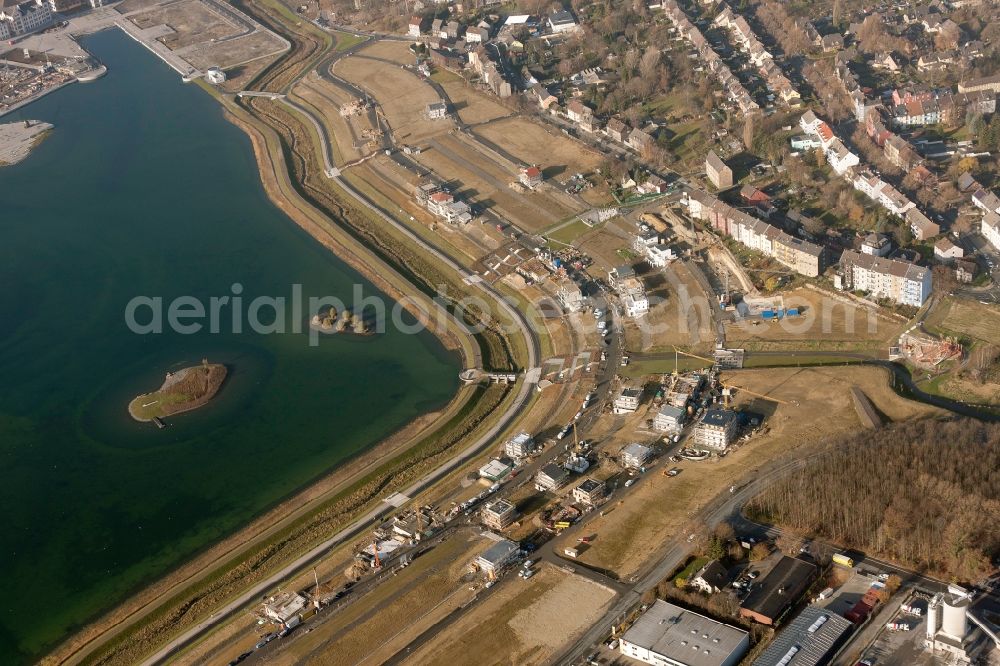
[0,29,459,662]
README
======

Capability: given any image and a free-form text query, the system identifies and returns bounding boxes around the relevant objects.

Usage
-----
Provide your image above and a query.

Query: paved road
[142,36,545,666]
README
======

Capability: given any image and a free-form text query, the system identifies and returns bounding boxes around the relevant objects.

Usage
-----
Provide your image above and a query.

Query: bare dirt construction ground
[430,69,511,125]
[248,532,482,666]
[571,222,632,271]
[403,564,616,666]
[725,288,902,350]
[292,74,371,165]
[357,39,415,65]
[129,1,240,50]
[474,116,603,183]
[564,366,943,578]
[185,31,287,70]
[337,56,449,144]
[115,0,166,14]
[412,133,578,232]
[925,297,1000,346]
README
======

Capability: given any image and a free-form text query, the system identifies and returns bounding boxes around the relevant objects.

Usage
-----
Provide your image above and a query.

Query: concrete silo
[942,591,971,640]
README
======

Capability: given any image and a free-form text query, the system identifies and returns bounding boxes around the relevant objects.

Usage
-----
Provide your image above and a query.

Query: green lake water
[0,29,458,663]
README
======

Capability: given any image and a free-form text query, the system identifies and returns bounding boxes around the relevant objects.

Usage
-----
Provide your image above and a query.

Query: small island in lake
[310,306,374,335]
[128,360,227,422]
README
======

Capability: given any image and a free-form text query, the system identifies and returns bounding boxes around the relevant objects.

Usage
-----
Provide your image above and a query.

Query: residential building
[566,99,592,124]
[504,431,535,458]
[861,232,892,257]
[519,165,543,189]
[572,478,606,506]
[685,190,823,277]
[532,83,557,109]
[629,127,654,153]
[753,606,854,666]
[534,463,569,491]
[623,290,650,317]
[824,138,860,175]
[408,16,423,37]
[646,244,676,268]
[983,212,1000,252]
[690,559,729,594]
[705,150,733,189]
[693,408,739,450]
[740,556,818,625]
[839,249,932,307]
[958,74,1000,95]
[934,237,963,261]
[973,189,1000,215]
[0,0,51,37]
[465,25,489,43]
[474,538,520,576]
[613,388,642,414]
[555,278,586,312]
[620,600,750,666]
[653,404,685,434]
[478,458,513,482]
[955,258,977,284]
[606,117,629,143]
[426,101,448,119]
[480,498,517,530]
[548,9,578,33]
[821,33,844,51]
[621,442,652,469]
[906,208,940,241]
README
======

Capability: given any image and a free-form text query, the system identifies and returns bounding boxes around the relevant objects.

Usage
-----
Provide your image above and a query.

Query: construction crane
[670,346,716,374]
[720,381,796,406]
[312,568,321,610]
[372,539,381,568]
[669,347,797,405]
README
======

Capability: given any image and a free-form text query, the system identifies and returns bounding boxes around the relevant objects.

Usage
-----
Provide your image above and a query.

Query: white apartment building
[504,432,535,459]
[693,409,739,450]
[1,0,52,37]
[983,211,1000,252]
[839,249,932,307]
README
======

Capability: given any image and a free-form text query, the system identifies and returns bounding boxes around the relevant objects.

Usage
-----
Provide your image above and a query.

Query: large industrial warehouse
[619,600,750,666]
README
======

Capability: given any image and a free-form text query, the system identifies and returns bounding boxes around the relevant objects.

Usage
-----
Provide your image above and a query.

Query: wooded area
[746,418,1000,582]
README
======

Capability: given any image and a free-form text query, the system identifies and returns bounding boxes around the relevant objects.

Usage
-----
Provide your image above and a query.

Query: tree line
[746,418,1000,583]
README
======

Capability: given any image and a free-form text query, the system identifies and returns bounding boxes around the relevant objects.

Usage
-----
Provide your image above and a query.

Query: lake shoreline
[41,33,480,666]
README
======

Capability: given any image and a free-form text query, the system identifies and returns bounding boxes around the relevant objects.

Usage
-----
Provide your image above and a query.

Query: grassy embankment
[57,20,529,666]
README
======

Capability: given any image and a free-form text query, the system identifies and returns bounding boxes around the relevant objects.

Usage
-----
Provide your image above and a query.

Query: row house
[958,74,1000,95]
[852,170,937,238]
[714,3,800,106]
[566,99,596,132]
[839,250,932,307]
[973,189,1000,215]
[685,190,823,276]
[663,0,758,114]
[0,0,51,37]
[799,111,859,175]
[982,212,1000,253]
[891,90,996,128]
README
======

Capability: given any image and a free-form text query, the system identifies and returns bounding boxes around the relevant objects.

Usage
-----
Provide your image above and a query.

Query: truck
[564,547,579,558]
[833,553,855,568]
[817,587,834,600]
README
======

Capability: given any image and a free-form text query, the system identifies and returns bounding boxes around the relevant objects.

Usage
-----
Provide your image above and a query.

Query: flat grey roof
[753,606,853,666]
[622,600,749,666]
[477,538,519,565]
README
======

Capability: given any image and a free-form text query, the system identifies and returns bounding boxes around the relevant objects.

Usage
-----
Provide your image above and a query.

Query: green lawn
[546,219,594,246]
[333,30,366,52]
[673,556,709,586]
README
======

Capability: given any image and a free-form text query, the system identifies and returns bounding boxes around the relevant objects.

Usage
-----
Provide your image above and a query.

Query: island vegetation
[309,306,373,335]
[128,360,227,422]
[746,418,1000,582]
